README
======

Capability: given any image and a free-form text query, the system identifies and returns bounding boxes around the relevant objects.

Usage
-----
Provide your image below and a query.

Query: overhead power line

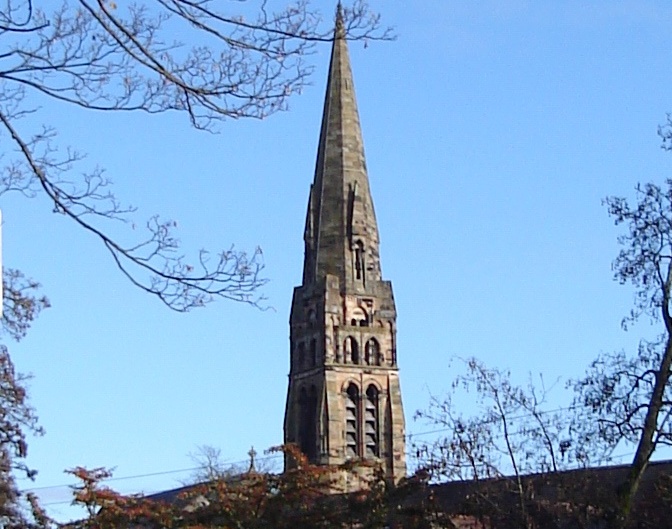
[27,402,625,501]
[24,453,284,494]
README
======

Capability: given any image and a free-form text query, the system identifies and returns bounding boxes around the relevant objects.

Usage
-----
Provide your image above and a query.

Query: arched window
[344,336,359,365]
[365,385,379,458]
[299,386,317,461]
[345,384,360,458]
[297,342,305,369]
[365,338,380,366]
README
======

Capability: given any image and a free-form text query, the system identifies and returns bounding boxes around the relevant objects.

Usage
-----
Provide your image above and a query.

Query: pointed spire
[302,7,381,290]
[335,2,345,39]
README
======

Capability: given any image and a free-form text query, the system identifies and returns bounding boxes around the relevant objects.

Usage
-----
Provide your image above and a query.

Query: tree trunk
[619,329,672,527]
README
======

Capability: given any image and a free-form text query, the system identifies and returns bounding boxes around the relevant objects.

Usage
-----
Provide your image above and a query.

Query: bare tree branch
[0,0,392,310]
[571,176,672,527]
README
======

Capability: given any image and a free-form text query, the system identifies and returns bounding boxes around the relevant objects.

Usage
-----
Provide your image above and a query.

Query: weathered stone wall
[284,12,406,484]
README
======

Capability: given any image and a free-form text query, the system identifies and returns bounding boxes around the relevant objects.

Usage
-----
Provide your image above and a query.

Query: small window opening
[352,307,368,327]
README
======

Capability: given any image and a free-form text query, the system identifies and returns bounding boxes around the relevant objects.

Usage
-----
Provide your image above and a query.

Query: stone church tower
[283,7,406,483]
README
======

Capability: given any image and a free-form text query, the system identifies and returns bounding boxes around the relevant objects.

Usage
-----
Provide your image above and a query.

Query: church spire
[335,1,344,36]
[285,10,406,484]
[303,6,381,291]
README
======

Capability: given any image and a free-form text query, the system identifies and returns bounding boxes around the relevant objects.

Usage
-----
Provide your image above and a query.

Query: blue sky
[4,0,672,521]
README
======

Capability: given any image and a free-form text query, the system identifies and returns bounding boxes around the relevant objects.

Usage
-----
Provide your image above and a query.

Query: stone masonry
[283,7,406,484]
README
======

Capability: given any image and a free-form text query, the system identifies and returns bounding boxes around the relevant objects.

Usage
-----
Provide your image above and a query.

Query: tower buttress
[284,7,406,483]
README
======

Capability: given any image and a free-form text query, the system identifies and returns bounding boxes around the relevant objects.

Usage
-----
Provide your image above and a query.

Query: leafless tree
[0,1,391,311]
[414,358,594,529]
[183,444,279,484]
[571,173,672,527]
[186,445,231,483]
[415,358,576,479]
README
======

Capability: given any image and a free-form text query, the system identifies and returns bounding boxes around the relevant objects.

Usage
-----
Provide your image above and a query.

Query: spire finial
[247,446,257,474]
[335,2,345,39]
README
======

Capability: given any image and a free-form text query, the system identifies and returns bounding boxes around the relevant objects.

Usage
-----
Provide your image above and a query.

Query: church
[282,5,406,483]
[140,9,672,527]
[278,8,672,524]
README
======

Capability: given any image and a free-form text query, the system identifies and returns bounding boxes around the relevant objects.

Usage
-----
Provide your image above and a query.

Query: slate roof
[424,459,672,528]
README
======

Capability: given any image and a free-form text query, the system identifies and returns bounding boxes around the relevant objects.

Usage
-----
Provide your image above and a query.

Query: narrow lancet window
[365,338,380,366]
[345,384,360,457]
[355,248,362,279]
[354,241,365,282]
[365,385,379,458]
[353,241,366,282]
[344,336,359,364]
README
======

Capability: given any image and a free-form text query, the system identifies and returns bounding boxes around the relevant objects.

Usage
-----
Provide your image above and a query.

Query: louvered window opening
[365,385,379,457]
[345,384,359,457]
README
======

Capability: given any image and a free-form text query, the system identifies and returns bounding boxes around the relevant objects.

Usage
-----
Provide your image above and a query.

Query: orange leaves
[68,466,113,484]
[65,445,427,529]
